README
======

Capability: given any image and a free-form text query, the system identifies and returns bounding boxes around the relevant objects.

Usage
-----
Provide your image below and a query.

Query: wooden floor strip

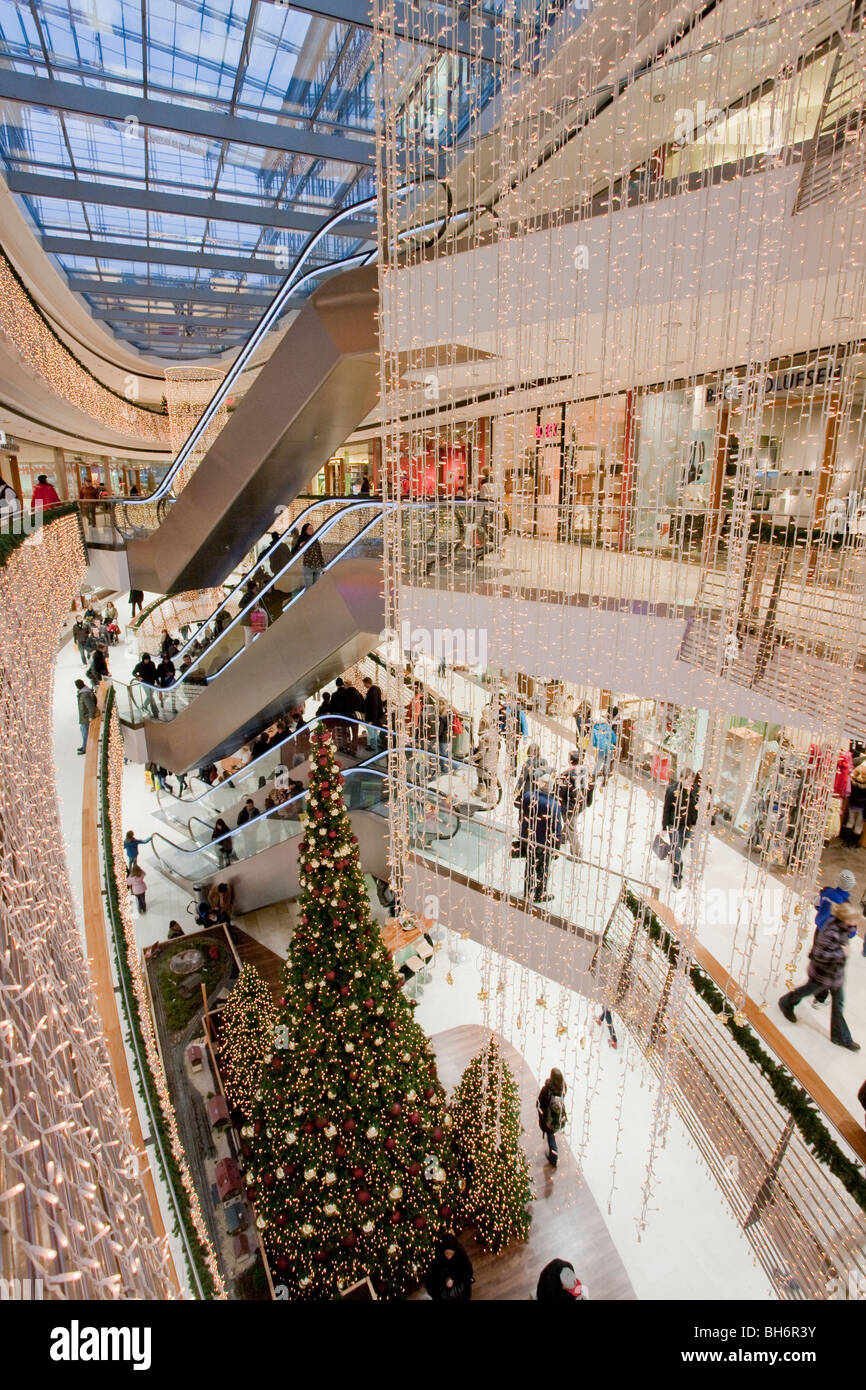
[648,896,866,1164]
[81,713,182,1294]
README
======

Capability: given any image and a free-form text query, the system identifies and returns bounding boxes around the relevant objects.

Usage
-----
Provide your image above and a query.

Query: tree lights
[237,727,456,1298]
[219,965,279,1121]
[450,1035,534,1253]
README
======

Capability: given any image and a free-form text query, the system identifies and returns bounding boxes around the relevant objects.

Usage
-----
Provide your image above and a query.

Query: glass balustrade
[114,502,385,725]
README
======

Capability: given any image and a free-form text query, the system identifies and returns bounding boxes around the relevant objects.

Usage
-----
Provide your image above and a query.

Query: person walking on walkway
[536,1259,588,1301]
[212,818,236,868]
[596,1006,618,1049]
[124,830,152,868]
[520,781,564,904]
[32,474,60,510]
[537,1067,567,1166]
[132,651,159,717]
[87,643,109,692]
[72,617,89,665]
[75,678,97,754]
[810,869,858,1007]
[591,712,617,785]
[557,750,593,856]
[127,863,148,915]
[778,901,861,1051]
[662,769,700,890]
[128,587,144,619]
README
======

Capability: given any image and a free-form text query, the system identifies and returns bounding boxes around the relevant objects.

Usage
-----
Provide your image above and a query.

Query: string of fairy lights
[0,248,169,443]
[372,0,866,1277]
[0,515,174,1297]
[104,705,227,1299]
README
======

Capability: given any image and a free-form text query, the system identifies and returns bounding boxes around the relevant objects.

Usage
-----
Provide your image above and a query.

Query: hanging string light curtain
[0,247,170,443]
[0,516,175,1297]
[373,0,866,1246]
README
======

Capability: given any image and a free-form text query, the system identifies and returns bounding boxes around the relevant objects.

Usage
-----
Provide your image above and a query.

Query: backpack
[452,713,463,736]
[545,1094,567,1133]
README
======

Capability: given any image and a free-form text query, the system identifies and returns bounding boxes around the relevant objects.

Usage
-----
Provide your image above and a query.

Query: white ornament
[324,1124,337,1139]
[324,1171,337,1184]
[324,1203,338,1216]
[301,1223,314,1237]
[286,1132,297,1145]
[366,1125,378,1138]
[345,1042,354,1052]
[388,1185,403,1201]
[304,1167,317,1181]
[256,1216,267,1230]
[362,1220,375,1234]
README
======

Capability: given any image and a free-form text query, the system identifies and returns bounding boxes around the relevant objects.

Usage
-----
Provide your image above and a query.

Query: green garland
[0,501,81,570]
[623,890,866,1210]
[98,687,218,1297]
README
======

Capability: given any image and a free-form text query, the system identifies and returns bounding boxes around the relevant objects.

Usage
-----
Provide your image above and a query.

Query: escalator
[115,265,379,595]
[114,503,386,771]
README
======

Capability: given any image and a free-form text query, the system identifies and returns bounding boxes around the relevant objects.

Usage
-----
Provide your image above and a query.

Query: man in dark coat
[778,903,861,1050]
[662,769,700,889]
[536,1259,588,1302]
[267,530,291,580]
[362,676,386,753]
[424,1234,474,1300]
[521,783,564,904]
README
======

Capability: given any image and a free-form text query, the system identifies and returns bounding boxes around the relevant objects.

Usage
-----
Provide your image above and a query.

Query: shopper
[247,600,269,646]
[536,1259,588,1302]
[72,616,90,664]
[810,870,859,1007]
[596,1006,618,1049]
[156,653,176,710]
[537,1067,567,1166]
[132,651,159,718]
[362,676,385,751]
[0,473,21,526]
[573,701,592,748]
[75,678,97,754]
[437,703,452,771]
[557,750,594,856]
[127,863,148,915]
[521,782,564,904]
[212,818,236,868]
[842,764,866,846]
[124,830,152,868]
[128,587,144,618]
[424,1234,474,1300]
[207,881,234,918]
[295,523,325,589]
[32,474,61,510]
[474,704,501,803]
[267,530,291,579]
[662,769,700,890]
[778,902,861,1051]
[590,712,617,784]
[515,743,550,802]
[87,643,109,691]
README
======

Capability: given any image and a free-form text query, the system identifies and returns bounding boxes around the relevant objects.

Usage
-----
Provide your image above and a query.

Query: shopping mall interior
[1,0,866,1331]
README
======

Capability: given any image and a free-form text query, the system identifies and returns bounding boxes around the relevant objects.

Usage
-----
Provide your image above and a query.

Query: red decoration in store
[356,1191,371,1206]
[408,1111,420,1126]
[413,1215,427,1230]
[352,1166,365,1180]
[407,1162,421,1177]
[384,1137,396,1151]
[423,1087,435,1100]
[341,1231,357,1248]
[276,1255,290,1272]
[439,1205,452,1220]
[432,1127,444,1143]
[389,1103,402,1117]
[389,1210,401,1224]
[342,1118,357,1133]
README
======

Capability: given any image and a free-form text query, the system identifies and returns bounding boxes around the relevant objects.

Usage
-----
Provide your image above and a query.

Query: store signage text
[535,422,560,439]
[705,363,843,405]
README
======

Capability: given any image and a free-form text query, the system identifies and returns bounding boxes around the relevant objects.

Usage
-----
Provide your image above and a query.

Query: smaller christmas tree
[450,1035,533,1253]
[219,964,279,1120]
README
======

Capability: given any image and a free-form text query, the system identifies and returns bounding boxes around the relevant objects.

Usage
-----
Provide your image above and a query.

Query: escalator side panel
[141,556,384,771]
[126,266,378,594]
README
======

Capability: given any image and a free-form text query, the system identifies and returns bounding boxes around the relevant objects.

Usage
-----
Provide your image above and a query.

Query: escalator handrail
[134,495,373,672]
[147,742,488,865]
[116,503,388,704]
[158,714,388,810]
[100,194,379,510]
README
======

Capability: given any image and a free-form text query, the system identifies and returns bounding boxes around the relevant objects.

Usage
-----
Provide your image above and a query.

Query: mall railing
[112,502,384,726]
[600,889,866,1301]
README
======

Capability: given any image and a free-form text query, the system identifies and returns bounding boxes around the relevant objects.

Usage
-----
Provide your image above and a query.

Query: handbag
[652,832,671,861]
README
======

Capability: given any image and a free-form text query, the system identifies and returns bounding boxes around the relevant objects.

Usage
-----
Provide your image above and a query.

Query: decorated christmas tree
[219,964,278,1120]
[240,726,456,1298]
[450,1035,533,1253]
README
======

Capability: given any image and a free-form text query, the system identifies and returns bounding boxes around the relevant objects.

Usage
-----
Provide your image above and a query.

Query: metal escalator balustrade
[112,503,385,727]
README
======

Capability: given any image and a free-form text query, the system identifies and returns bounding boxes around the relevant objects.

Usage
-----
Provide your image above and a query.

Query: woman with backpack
[537,1066,567,1167]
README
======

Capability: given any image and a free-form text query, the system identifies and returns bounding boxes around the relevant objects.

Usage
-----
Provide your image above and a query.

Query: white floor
[51,589,857,1301]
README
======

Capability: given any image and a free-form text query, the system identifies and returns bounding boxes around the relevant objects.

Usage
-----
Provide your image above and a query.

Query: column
[52,447,69,500]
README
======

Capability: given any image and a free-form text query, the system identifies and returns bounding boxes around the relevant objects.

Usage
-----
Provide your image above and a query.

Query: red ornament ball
[407,1162,421,1177]
[384,1137,396,1151]
[333,1144,347,1159]
[326,969,337,982]
[356,1191,371,1206]
[423,1087,435,1100]
[342,1118,357,1133]
[364,998,374,1010]
[348,1070,359,1082]
[408,1111,421,1126]
[276,1256,290,1272]
[328,829,337,838]
[303,1122,315,1135]
[389,1210,401,1225]
[413,1215,427,1230]
[341,1231,357,1248]
[352,1166,365,1180]
[276,1214,288,1228]
[439,1205,452,1220]
[389,1103,402,1117]
[432,1127,444,1143]
[315,1116,328,1130]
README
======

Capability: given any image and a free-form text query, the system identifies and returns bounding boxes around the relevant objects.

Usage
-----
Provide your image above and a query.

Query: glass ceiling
[0,0,509,359]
